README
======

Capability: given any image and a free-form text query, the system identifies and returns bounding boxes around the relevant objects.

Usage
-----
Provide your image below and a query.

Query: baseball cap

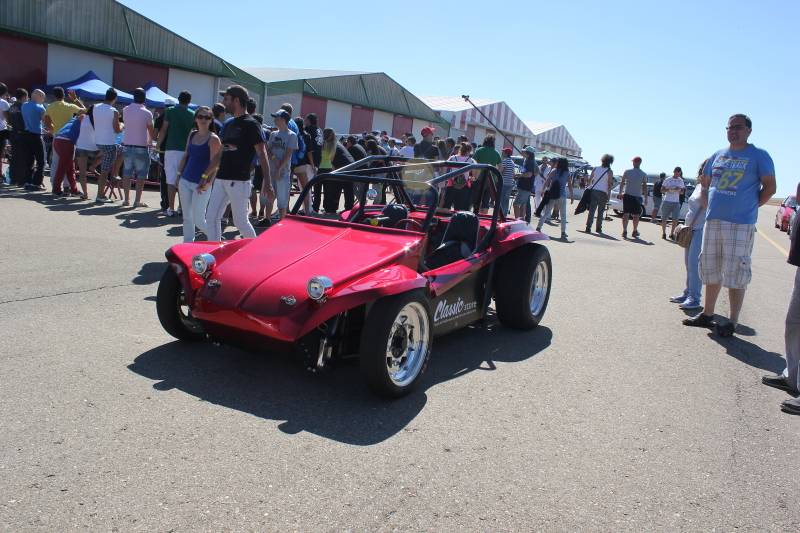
[219,84,249,104]
[502,147,513,155]
[271,109,291,121]
[523,146,536,154]
[632,156,642,162]
[420,126,435,137]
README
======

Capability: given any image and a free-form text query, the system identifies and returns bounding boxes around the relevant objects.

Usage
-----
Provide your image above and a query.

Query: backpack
[292,130,307,166]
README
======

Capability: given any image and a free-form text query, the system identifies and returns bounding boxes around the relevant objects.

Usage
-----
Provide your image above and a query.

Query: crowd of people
[2,82,798,414]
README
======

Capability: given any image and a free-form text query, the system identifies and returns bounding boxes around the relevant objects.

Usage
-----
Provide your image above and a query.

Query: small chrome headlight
[191,253,216,276]
[307,276,333,301]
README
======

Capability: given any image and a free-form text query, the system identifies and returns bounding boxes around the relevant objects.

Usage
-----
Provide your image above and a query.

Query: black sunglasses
[196,114,213,120]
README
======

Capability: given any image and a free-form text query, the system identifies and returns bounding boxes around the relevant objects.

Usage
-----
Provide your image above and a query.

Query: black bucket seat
[425,211,479,269]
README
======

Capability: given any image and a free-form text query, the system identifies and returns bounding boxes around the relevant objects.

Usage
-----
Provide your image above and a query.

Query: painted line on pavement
[757,228,789,258]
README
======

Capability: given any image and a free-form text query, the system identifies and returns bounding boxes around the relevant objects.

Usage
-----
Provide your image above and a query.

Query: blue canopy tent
[143,82,198,109]
[37,71,133,104]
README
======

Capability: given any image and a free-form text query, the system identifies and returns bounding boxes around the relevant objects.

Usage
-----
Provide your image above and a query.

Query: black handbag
[575,168,609,215]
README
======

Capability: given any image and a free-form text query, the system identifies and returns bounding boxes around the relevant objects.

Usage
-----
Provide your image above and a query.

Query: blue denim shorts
[122,146,150,179]
[660,200,681,220]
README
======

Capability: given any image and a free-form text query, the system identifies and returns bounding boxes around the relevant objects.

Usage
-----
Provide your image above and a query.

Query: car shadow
[133,262,168,285]
[707,332,784,373]
[128,322,553,446]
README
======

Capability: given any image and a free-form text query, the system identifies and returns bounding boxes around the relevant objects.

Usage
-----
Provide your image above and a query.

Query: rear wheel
[156,267,205,342]
[494,244,552,329]
[360,290,432,397]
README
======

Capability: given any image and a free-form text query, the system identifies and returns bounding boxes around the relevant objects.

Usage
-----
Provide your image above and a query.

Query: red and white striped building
[420,96,537,150]
[524,121,583,157]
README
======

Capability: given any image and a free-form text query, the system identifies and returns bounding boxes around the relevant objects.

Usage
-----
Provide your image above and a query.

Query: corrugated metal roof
[525,122,582,153]
[419,95,499,112]
[0,0,263,92]
[524,121,561,135]
[245,67,368,83]
[247,68,448,127]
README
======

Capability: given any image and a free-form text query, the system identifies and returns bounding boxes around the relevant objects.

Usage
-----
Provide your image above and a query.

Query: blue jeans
[684,225,704,302]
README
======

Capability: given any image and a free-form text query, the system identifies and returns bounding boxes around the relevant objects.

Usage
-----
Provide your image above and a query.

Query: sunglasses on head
[196,114,212,120]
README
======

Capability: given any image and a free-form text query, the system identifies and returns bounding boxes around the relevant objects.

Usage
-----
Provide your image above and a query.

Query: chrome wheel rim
[385,302,430,387]
[529,261,549,316]
[176,287,203,334]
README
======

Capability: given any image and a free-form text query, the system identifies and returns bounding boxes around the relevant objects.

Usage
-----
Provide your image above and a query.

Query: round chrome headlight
[307,276,333,301]
[191,253,216,276]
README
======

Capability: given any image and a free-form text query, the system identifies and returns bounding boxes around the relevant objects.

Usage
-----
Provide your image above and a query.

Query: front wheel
[360,290,432,397]
[494,244,552,329]
[156,267,205,342]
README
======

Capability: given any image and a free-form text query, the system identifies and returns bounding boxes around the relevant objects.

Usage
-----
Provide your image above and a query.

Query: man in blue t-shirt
[21,89,48,190]
[683,114,776,337]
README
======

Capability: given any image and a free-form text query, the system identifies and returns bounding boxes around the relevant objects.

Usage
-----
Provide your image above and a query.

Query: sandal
[133,202,149,208]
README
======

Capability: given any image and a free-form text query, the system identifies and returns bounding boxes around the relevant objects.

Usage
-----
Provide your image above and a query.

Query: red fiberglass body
[165,211,547,345]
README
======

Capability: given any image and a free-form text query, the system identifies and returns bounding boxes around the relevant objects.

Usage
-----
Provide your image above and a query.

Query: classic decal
[433,297,478,324]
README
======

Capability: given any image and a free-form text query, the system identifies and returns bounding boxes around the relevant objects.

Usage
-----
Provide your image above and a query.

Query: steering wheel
[394,218,424,231]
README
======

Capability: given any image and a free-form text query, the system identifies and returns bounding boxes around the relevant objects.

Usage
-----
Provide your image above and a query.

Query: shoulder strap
[589,168,609,190]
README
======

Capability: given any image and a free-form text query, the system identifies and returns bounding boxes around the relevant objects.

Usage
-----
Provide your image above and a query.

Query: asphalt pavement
[1,183,798,532]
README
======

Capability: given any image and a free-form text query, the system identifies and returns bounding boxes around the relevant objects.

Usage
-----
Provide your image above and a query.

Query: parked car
[156,157,552,397]
[775,195,797,232]
[607,184,695,221]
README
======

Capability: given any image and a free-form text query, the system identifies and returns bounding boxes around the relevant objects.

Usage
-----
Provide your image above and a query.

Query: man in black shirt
[651,172,665,222]
[304,113,324,212]
[413,126,438,159]
[205,85,272,241]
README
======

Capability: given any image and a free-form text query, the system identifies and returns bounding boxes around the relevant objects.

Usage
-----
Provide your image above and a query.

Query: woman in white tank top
[74,111,98,199]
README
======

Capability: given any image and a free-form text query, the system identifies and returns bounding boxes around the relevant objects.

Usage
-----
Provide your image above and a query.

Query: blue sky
[122,0,798,196]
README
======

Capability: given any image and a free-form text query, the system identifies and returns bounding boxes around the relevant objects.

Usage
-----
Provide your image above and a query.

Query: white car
[607,184,693,221]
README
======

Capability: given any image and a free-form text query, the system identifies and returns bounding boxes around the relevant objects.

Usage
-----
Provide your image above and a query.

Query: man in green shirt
[156,91,195,216]
[472,135,501,213]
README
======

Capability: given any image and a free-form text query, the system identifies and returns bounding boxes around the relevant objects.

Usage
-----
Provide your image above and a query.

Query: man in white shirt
[121,88,155,208]
[399,136,415,158]
[92,88,123,203]
[660,167,686,239]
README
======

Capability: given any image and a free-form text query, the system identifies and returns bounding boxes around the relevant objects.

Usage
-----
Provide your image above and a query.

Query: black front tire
[360,290,432,398]
[156,267,205,342]
[494,244,552,330]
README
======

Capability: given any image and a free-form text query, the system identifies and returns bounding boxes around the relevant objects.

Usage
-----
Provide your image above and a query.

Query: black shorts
[252,166,263,190]
[622,194,643,215]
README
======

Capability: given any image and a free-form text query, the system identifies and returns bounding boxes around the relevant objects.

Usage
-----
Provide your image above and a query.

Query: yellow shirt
[45,101,82,131]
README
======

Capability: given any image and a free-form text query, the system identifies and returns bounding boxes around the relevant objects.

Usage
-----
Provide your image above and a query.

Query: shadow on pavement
[577,229,619,241]
[708,333,784,373]
[128,322,553,445]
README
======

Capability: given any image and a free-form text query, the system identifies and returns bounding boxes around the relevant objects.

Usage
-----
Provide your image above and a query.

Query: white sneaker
[166,208,175,217]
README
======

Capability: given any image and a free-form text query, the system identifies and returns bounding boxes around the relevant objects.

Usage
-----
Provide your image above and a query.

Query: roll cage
[291,156,506,253]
